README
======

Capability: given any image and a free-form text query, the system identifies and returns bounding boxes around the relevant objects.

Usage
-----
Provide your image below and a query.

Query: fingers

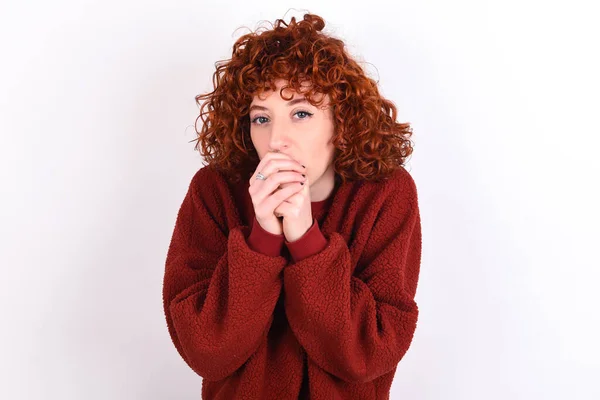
[273,178,308,218]
[248,151,306,220]
[249,153,306,199]
[249,152,305,186]
[265,181,305,213]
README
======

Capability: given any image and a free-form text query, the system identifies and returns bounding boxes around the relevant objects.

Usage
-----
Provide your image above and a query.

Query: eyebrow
[249,97,309,112]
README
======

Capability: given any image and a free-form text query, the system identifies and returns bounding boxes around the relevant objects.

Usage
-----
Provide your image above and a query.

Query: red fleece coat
[162,164,422,399]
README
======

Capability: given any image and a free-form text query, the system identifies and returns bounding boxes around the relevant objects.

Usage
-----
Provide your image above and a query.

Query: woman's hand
[248,152,307,235]
[275,175,313,243]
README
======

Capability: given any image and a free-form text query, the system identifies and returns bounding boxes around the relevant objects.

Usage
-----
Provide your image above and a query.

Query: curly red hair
[193,13,414,185]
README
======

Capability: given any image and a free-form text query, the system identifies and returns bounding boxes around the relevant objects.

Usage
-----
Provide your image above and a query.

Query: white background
[1,1,599,399]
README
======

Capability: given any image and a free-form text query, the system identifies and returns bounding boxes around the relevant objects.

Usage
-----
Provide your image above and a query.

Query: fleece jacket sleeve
[162,171,288,381]
[282,174,422,383]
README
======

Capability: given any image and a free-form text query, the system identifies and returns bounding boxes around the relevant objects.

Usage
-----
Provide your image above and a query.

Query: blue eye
[295,110,313,119]
[251,116,269,124]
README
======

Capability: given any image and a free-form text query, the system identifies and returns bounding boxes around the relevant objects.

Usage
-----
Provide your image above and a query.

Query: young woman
[163,13,422,400]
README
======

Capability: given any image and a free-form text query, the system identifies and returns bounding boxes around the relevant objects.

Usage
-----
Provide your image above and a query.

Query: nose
[267,120,290,153]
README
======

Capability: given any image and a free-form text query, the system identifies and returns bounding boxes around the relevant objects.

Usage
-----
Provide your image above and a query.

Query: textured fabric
[162,164,422,399]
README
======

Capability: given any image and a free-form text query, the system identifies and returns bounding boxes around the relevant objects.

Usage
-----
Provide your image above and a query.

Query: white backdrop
[1,1,599,399]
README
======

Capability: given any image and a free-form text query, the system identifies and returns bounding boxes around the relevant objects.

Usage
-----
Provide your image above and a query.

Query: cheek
[250,137,266,158]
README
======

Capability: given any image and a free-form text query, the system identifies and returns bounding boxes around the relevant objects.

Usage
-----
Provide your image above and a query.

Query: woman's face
[249,79,335,188]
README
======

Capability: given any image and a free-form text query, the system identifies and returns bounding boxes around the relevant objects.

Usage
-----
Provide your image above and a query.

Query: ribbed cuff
[247,216,285,257]
[284,218,328,263]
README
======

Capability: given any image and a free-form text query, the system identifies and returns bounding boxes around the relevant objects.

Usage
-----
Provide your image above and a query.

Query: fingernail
[302,164,306,168]
[301,182,304,185]
[302,174,306,177]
